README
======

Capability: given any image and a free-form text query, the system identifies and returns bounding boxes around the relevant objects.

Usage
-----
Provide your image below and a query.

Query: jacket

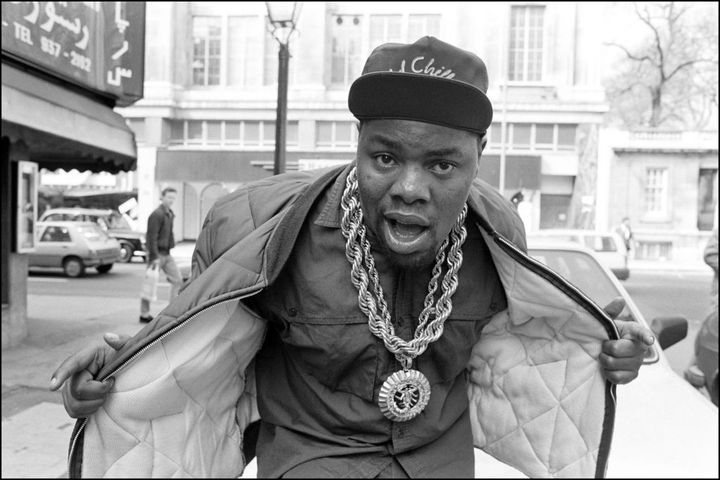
[67,164,619,478]
[146,204,176,263]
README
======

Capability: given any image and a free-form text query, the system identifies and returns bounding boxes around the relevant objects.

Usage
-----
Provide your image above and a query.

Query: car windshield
[77,225,109,241]
[529,249,622,308]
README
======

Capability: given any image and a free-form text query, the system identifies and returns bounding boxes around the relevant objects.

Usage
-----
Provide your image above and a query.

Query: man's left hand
[600,297,655,385]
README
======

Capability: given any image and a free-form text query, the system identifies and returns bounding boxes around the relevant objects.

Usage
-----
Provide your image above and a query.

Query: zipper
[67,291,260,477]
[489,231,619,478]
[492,234,620,340]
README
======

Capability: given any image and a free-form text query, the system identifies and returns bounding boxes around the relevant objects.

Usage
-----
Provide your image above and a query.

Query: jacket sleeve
[146,210,161,263]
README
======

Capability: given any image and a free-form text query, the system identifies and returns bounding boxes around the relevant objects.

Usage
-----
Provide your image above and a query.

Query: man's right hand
[49,332,130,418]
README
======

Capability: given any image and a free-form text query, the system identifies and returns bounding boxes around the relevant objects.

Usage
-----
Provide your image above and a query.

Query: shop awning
[1,63,136,173]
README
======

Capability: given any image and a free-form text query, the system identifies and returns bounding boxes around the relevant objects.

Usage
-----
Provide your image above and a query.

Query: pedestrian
[616,217,634,254]
[50,37,654,478]
[139,186,183,323]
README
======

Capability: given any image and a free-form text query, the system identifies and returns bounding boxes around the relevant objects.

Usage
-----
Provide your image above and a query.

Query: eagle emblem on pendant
[378,369,431,422]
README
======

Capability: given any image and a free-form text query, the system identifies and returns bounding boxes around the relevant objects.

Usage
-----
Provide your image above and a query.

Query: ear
[478,132,488,155]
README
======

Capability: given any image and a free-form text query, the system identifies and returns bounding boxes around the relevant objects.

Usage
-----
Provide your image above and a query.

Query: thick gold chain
[340,167,467,369]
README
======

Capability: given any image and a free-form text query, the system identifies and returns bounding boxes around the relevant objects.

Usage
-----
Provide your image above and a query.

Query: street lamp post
[266,2,302,176]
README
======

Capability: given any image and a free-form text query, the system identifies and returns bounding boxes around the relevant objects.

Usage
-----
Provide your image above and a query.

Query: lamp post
[266,2,302,175]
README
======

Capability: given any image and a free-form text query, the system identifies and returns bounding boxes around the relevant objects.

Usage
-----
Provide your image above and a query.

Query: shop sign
[1,2,145,106]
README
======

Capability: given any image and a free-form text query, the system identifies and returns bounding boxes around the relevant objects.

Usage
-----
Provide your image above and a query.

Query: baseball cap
[348,36,493,135]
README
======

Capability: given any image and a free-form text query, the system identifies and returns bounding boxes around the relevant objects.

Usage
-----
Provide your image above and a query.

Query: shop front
[1,2,145,348]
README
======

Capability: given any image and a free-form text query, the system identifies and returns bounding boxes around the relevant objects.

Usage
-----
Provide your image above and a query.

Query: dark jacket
[146,204,175,262]
[68,164,619,478]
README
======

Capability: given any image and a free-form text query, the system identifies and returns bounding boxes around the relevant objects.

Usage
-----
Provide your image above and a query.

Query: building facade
[597,130,718,262]
[119,2,611,240]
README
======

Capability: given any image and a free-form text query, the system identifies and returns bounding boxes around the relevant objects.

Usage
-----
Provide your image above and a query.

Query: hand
[599,297,655,384]
[49,332,130,418]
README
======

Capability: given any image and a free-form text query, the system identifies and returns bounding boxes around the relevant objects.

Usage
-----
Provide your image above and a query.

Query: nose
[389,165,430,204]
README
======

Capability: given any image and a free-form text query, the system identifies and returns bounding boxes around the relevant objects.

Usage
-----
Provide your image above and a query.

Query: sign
[1,2,145,106]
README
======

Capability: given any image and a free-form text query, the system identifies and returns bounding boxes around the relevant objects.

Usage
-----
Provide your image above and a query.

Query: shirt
[248,172,507,478]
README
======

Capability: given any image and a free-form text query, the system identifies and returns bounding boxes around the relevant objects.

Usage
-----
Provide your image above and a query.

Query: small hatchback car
[29,221,121,277]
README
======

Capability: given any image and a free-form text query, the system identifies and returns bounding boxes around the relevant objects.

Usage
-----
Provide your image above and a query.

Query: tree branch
[604,42,654,64]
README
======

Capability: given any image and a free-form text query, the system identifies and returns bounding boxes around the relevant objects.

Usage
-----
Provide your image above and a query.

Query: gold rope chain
[340,167,468,370]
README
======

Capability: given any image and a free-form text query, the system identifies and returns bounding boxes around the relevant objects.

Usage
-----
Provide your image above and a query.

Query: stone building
[118,2,611,240]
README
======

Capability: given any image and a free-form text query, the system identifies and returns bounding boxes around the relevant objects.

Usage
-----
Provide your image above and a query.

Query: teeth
[392,220,424,237]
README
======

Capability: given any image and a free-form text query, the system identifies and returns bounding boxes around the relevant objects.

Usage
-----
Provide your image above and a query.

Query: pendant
[378,369,431,422]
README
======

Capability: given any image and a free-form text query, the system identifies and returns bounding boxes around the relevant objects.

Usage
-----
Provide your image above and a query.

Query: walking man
[140,186,183,323]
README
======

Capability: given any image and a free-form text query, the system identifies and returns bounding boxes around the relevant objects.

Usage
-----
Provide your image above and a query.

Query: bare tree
[604,2,718,129]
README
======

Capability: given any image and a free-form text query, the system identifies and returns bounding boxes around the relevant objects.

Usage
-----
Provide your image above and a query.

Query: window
[509,5,544,82]
[40,226,71,242]
[228,16,263,87]
[490,123,576,152]
[369,15,402,50]
[408,14,440,41]
[557,125,576,149]
[168,120,298,148]
[534,124,554,149]
[697,168,718,231]
[316,121,358,148]
[511,123,531,149]
[331,14,363,86]
[645,168,668,216]
[192,16,222,86]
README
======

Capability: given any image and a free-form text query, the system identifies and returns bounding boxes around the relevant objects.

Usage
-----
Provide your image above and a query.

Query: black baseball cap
[348,36,493,135]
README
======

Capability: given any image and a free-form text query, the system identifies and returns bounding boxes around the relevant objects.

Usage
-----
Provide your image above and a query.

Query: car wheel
[96,264,114,274]
[63,257,85,278]
[118,242,134,263]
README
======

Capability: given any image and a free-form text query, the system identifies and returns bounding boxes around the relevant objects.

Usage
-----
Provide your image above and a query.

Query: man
[50,37,653,478]
[616,217,634,254]
[139,187,183,323]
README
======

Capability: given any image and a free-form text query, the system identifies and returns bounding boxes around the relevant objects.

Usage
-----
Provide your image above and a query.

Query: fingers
[103,332,130,351]
[49,345,104,391]
[602,297,626,319]
[614,319,655,346]
[599,350,643,384]
[61,371,115,418]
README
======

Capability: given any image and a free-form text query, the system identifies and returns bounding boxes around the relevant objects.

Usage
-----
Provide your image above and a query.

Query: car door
[33,226,74,267]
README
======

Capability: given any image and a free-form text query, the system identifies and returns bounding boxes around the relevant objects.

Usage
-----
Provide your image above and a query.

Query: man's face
[161,191,177,208]
[356,119,480,270]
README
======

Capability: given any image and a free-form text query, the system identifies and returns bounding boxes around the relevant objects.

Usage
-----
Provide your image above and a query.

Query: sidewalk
[1,294,154,478]
[1,243,195,478]
[629,258,710,273]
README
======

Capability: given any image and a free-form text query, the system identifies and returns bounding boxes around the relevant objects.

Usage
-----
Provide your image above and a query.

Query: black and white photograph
[1,2,718,478]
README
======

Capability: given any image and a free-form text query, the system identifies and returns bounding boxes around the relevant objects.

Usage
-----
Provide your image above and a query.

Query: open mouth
[382,217,430,254]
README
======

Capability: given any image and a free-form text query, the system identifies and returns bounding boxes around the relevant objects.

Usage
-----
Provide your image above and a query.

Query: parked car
[39,207,146,263]
[525,240,717,478]
[29,221,121,277]
[528,229,630,280]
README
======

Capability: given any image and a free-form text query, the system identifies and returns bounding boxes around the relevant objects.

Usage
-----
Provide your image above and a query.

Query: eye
[431,162,456,175]
[374,154,396,168]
